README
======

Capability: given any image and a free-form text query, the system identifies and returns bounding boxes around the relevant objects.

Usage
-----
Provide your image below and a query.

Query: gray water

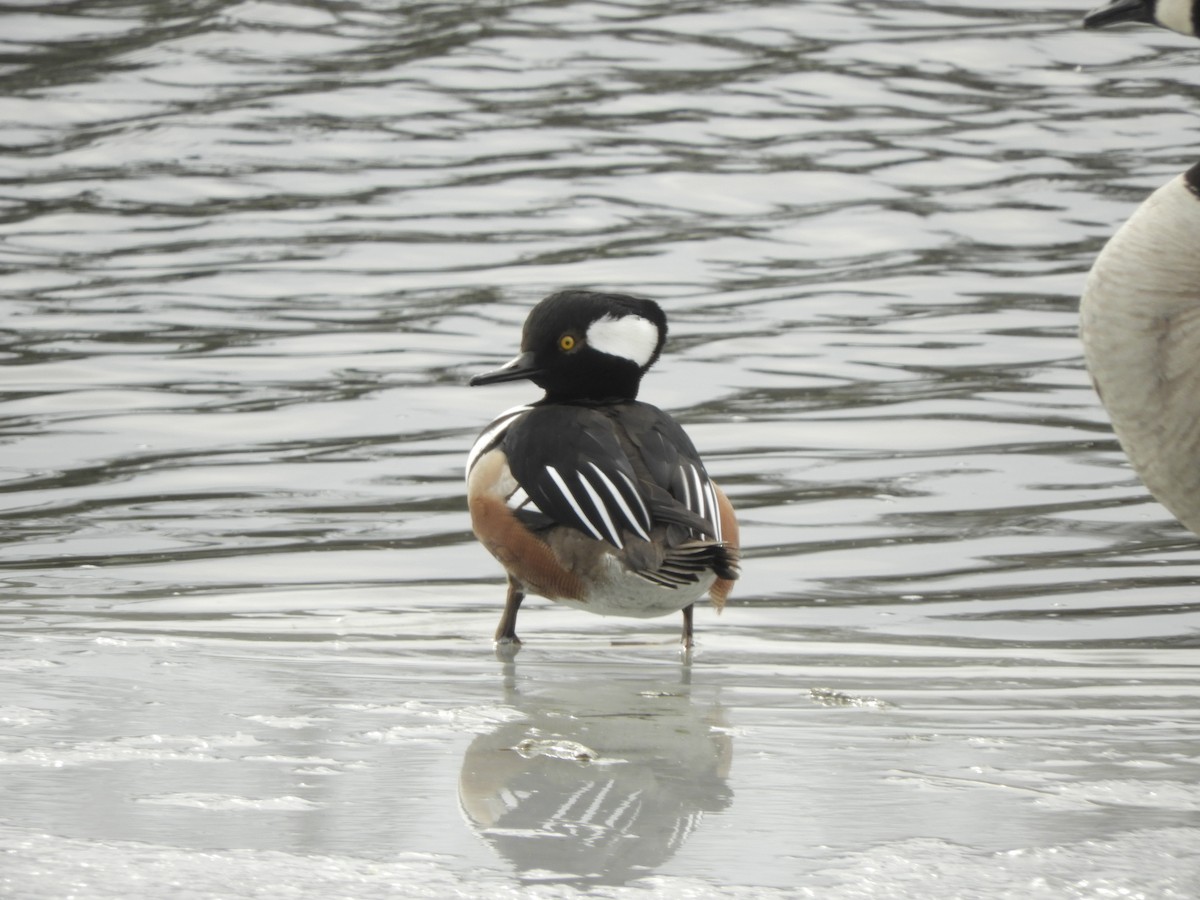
[2,1,1200,897]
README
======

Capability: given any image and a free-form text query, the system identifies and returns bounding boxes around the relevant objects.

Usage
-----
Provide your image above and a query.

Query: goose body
[1084,0,1200,36]
[1080,163,1200,532]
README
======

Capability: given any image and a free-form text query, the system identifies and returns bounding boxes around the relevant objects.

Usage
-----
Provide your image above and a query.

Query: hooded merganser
[1083,0,1199,36]
[465,289,740,648]
[1080,162,1200,534]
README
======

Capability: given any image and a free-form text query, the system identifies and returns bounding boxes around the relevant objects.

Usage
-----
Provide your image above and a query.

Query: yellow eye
[558,334,576,351]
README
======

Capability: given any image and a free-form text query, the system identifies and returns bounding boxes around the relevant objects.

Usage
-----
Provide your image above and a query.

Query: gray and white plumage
[1080,163,1200,533]
[1083,0,1200,37]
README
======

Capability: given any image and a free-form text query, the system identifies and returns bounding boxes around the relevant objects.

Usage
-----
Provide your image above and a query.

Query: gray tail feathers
[638,539,739,588]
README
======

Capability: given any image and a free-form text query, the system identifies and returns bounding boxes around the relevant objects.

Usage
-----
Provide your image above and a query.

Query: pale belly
[553,555,716,619]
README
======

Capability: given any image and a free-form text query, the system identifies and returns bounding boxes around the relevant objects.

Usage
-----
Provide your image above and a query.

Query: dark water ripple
[2,1,1200,624]
[2,2,1200,895]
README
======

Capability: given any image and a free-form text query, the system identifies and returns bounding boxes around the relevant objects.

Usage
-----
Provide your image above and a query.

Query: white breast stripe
[545,465,604,541]
[617,471,652,532]
[576,471,624,548]
[586,462,651,542]
[465,405,531,478]
[704,480,722,542]
[507,486,530,510]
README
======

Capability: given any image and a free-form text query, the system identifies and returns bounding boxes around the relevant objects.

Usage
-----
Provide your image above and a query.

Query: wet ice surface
[4,623,1200,899]
[3,0,1200,896]
[4,626,1200,897]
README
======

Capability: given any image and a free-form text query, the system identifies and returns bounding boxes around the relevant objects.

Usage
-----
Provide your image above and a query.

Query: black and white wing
[483,402,736,587]
[501,405,655,549]
[500,402,727,548]
[617,401,739,585]
[621,401,726,545]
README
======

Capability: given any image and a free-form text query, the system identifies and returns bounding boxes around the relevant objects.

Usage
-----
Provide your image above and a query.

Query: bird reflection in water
[458,660,733,886]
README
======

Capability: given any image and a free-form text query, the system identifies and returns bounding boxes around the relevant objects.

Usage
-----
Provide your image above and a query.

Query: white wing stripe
[617,471,652,530]
[678,465,692,512]
[586,462,651,542]
[690,465,707,520]
[544,465,604,541]
[576,471,624,548]
[704,480,722,542]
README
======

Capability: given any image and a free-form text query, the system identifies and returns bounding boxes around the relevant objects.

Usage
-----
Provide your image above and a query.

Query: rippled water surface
[3,1,1200,897]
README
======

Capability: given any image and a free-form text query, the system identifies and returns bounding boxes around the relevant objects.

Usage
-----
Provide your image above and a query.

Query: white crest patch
[1158,0,1197,33]
[585,314,659,367]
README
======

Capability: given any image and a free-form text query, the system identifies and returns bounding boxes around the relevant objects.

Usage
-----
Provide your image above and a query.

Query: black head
[1187,161,1200,199]
[469,290,668,402]
[1083,0,1197,35]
